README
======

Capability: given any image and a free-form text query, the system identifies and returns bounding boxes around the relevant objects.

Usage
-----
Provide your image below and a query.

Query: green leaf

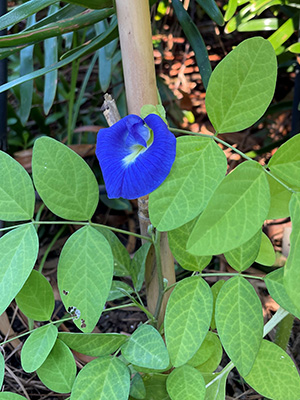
[0,351,4,389]
[57,226,113,332]
[255,232,276,266]
[265,268,300,319]
[224,230,262,272]
[64,0,113,9]
[188,332,222,373]
[166,365,206,400]
[0,20,118,91]
[143,375,170,400]
[32,137,99,220]
[244,339,300,399]
[121,325,169,370]
[0,224,39,316]
[172,0,212,89]
[149,136,227,231]
[268,15,299,50]
[215,276,263,376]
[203,369,230,400]
[94,226,132,277]
[168,217,212,271]
[15,269,55,321]
[0,151,35,221]
[21,324,58,373]
[37,339,76,393]
[0,0,56,31]
[187,161,270,256]
[268,134,300,190]
[107,280,134,301]
[131,242,152,291]
[284,193,300,313]
[210,280,225,330]
[196,0,224,26]
[0,393,27,399]
[238,18,278,32]
[267,174,291,219]
[43,5,59,115]
[58,332,127,356]
[165,276,213,367]
[224,0,237,21]
[130,373,146,400]
[287,42,300,54]
[206,37,277,133]
[70,357,130,400]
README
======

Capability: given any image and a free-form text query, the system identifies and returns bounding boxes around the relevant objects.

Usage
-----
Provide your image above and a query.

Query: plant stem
[103,303,136,313]
[38,225,66,273]
[170,127,296,194]
[153,231,165,322]
[0,317,73,347]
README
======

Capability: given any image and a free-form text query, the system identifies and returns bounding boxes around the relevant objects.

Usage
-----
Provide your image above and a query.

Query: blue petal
[96,114,176,199]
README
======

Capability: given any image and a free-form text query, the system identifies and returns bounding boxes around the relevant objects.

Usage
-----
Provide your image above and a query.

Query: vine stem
[206,307,289,389]
[0,220,152,242]
[0,317,74,347]
[170,127,296,194]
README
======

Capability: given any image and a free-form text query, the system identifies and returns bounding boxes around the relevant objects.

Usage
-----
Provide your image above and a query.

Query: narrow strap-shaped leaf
[20,14,35,126]
[224,0,237,21]
[0,0,56,31]
[0,9,114,47]
[64,0,113,9]
[268,14,299,50]
[238,18,279,32]
[96,20,114,92]
[195,0,224,26]
[0,20,118,94]
[43,4,59,115]
[172,0,211,89]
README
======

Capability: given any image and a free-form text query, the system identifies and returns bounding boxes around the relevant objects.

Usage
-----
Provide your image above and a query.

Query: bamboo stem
[116,0,175,324]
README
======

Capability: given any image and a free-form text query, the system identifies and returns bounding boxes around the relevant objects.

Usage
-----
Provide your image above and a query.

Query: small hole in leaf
[62,290,69,295]
[81,319,86,329]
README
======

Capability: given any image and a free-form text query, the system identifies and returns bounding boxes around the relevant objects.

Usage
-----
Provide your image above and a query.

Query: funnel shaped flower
[96,114,176,199]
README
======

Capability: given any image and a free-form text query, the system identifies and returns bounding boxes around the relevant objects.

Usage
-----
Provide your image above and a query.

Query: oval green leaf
[58,332,127,356]
[21,324,58,373]
[165,276,213,367]
[168,217,212,271]
[121,325,169,370]
[57,226,114,332]
[130,373,146,400]
[188,331,222,373]
[70,357,130,400]
[265,268,300,319]
[244,340,300,399]
[0,151,35,221]
[94,226,132,277]
[0,393,27,399]
[32,136,99,220]
[37,339,76,394]
[149,136,227,231]
[206,37,277,133]
[268,134,300,190]
[143,375,170,400]
[187,161,270,256]
[210,279,225,330]
[284,193,300,313]
[215,276,263,376]
[0,224,39,316]
[224,229,262,272]
[15,269,55,321]
[203,369,230,400]
[255,232,276,266]
[267,173,291,219]
[166,365,206,400]
[107,280,134,301]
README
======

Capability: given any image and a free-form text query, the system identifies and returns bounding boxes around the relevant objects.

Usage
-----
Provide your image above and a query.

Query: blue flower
[96,114,176,199]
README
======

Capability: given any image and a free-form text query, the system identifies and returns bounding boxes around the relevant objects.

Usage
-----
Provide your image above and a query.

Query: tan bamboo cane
[115,0,175,325]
